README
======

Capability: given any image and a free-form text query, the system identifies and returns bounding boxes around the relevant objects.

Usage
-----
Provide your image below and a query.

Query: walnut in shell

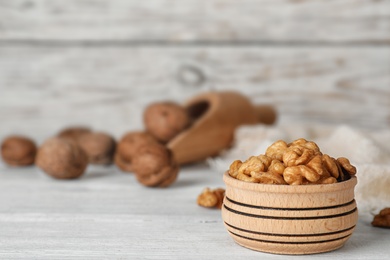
[57,126,91,141]
[115,131,158,172]
[132,143,179,187]
[143,102,190,143]
[1,136,37,166]
[78,132,116,165]
[36,137,88,179]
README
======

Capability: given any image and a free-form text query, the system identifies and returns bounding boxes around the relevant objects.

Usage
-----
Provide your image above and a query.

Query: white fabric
[208,124,390,213]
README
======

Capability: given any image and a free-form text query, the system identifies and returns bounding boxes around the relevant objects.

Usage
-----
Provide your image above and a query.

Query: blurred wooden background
[0,0,389,141]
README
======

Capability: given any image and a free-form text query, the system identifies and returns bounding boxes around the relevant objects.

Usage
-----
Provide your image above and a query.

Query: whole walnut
[132,143,179,187]
[36,137,88,179]
[115,131,158,172]
[57,126,91,141]
[78,132,116,165]
[143,102,191,143]
[1,136,37,166]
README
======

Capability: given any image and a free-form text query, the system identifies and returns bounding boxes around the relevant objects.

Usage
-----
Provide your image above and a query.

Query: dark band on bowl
[223,204,357,220]
[228,230,352,245]
[225,196,355,211]
[224,221,356,237]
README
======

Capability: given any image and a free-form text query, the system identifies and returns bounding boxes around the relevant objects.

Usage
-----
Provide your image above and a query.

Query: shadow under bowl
[221,172,358,255]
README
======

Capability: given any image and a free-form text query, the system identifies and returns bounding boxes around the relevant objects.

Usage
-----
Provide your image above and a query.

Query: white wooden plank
[0,0,389,42]
[0,46,389,140]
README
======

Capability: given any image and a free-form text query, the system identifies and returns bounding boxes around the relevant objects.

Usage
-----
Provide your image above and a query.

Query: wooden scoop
[167,91,277,165]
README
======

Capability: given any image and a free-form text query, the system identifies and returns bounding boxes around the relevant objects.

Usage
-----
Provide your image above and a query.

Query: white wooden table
[0,161,389,259]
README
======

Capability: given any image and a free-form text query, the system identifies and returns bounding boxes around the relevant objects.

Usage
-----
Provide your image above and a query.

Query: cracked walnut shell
[1,136,37,166]
[132,143,179,187]
[36,137,88,179]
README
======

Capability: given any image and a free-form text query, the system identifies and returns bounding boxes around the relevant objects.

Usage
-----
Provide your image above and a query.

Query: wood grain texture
[168,92,276,165]
[0,0,389,42]
[0,46,389,141]
[0,164,388,259]
[222,173,358,254]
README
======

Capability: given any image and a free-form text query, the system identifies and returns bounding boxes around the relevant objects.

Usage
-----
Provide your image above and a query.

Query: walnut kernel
[231,154,286,185]
[197,188,225,209]
[238,155,271,176]
[284,165,321,185]
[268,160,285,175]
[228,160,242,178]
[265,140,288,161]
[322,154,340,179]
[337,157,357,176]
[372,208,390,228]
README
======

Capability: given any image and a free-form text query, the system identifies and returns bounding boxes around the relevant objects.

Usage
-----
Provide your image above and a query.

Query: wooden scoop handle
[253,105,277,125]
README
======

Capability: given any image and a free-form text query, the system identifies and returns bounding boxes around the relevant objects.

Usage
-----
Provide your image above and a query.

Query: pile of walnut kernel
[228,138,357,185]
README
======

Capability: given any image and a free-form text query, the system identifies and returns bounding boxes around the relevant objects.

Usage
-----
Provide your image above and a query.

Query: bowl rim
[223,171,357,194]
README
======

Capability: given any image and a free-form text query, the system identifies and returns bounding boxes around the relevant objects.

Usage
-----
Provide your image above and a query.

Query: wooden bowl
[221,172,358,255]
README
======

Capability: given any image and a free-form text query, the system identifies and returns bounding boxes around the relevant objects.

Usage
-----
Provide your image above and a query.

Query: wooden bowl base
[229,230,350,255]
